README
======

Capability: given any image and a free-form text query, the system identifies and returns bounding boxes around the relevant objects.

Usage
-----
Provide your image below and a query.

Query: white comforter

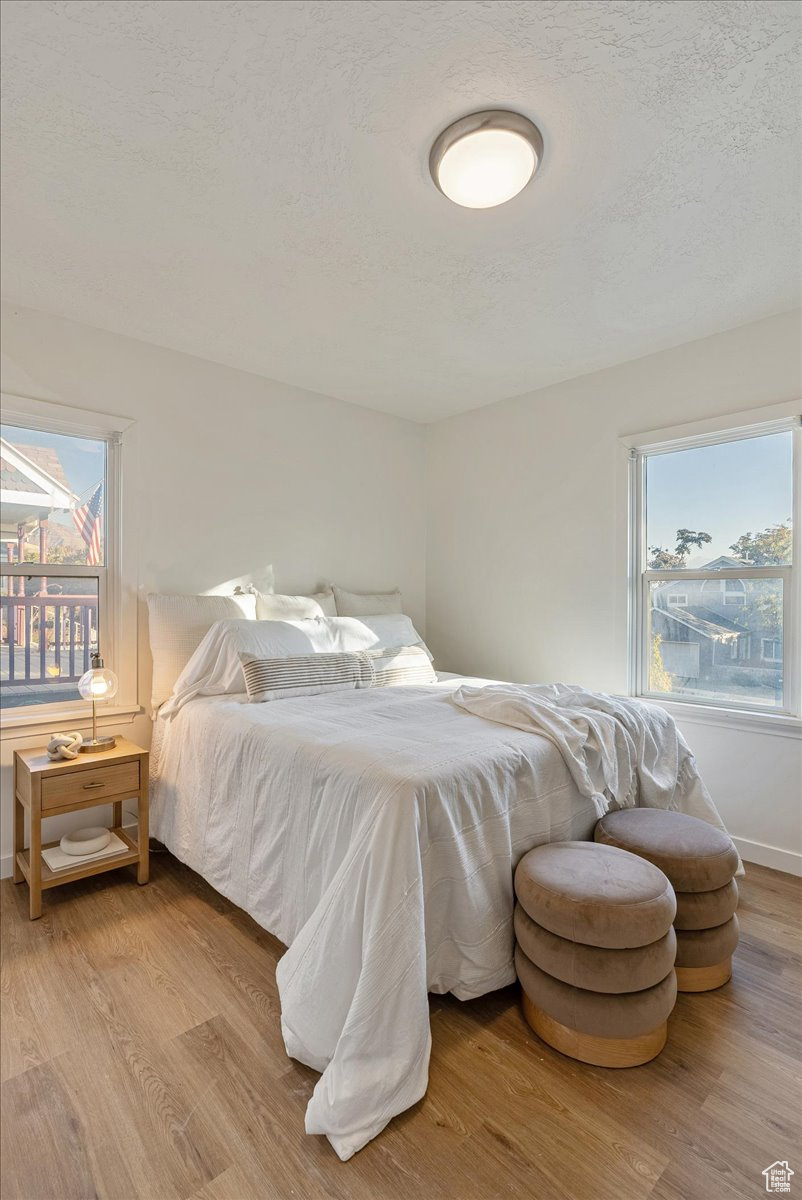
[451,682,731,831]
[150,676,728,1160]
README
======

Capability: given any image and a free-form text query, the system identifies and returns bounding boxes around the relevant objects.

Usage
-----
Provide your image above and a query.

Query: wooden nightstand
[13,737,149,920]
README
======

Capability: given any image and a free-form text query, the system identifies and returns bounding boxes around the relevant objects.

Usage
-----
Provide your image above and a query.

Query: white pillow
[146,592,256,713]
[161,618,342,715]
[161,613,432,715]
[355,614,433,661]
[255,588,337,619]
[333,586,403,616]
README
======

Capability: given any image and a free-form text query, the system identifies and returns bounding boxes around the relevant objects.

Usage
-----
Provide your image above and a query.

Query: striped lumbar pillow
[367,645,437,688]
[240,646,435,702]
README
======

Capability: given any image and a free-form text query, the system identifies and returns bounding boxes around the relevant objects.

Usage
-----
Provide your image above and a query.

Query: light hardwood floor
[2,855,800,1200]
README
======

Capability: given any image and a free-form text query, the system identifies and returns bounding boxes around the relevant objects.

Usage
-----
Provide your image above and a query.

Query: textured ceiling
[1,0,800,422]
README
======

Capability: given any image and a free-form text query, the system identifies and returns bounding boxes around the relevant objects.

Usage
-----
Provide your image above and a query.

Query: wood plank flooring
[1,855,800,1200]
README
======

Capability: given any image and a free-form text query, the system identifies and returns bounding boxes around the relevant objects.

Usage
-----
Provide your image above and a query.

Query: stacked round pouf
[594,810,740,992]
[514,842,678,1067]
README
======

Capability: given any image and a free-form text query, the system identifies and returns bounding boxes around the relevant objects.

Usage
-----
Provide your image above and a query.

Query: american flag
[72,483,103,565]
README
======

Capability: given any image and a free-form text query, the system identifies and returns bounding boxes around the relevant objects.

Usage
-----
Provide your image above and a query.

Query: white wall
[3,304,800,881]
[427,310,802,874]
[0,302,426,873]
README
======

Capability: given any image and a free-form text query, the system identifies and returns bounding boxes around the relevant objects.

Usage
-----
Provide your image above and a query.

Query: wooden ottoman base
[675,956,732,993]
[521,993,667,1068]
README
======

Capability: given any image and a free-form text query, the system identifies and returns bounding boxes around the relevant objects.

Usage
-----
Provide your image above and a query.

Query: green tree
[738,583,782,639]
[729,521,789,639]
[23,542,87,566]
[729,521,791,566]
[650,633,673,692]
[648,528,712,570]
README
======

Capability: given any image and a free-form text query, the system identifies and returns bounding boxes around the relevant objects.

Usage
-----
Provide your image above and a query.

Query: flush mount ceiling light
[430,110,544,209]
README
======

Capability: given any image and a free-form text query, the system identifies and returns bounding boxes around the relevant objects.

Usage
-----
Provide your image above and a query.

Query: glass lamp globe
[77,652,119,752]
[78,666,119,703]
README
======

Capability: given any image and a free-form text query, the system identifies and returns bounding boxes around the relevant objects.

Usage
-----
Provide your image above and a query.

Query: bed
[150,670,602,1159]
[147,603,727,1160]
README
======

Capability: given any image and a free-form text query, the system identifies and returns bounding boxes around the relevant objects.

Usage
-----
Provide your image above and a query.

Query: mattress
[150,674,598,1159]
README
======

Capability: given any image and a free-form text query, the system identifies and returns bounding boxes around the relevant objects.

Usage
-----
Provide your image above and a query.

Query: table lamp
[78,651,118,753]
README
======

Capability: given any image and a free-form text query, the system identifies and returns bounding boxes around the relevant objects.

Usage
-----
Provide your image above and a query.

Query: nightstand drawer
[41,761,141,810]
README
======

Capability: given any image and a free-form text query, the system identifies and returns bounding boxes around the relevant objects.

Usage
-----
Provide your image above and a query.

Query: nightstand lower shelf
[15,827,142,890]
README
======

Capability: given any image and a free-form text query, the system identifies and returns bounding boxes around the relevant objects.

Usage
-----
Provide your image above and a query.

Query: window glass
[646,431,792,570]
[1,575,99,707]
[1,422,107,710]
[1,424,106,566]
[648,578,784,709]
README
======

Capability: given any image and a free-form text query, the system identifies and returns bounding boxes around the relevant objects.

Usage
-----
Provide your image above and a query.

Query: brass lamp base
[78,736,117,754]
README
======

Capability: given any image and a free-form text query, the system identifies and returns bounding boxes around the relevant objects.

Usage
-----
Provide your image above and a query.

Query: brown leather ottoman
[514,841,677,1067]
[594,809,740,992]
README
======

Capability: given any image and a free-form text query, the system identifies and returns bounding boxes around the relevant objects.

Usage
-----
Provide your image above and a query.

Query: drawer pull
[83,781,106,790]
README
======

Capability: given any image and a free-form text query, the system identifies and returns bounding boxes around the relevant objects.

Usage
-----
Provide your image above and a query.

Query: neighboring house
[0,437,78,562]
[652,556,782,694]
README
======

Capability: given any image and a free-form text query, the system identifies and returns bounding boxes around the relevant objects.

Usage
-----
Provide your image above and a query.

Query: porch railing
[0,594,98,684]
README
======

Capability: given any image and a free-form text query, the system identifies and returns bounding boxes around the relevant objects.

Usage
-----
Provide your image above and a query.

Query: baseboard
[733,837,802,878]
[0,818,140,881]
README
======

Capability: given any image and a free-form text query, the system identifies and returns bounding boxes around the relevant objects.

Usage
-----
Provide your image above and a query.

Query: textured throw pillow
[333,586,403,617]
[147,592,256,713]
[368,645,437,687]
[240,649,374,702]
[255,588,337,620]
[240,645,435,702]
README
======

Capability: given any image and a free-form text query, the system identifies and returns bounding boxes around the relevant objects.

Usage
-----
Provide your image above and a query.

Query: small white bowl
[60,827,112,857]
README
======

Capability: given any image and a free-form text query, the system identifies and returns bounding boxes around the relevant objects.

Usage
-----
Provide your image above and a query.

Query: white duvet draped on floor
[150,676,731,1159]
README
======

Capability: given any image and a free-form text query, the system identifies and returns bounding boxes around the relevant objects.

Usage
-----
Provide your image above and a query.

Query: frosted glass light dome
[78,665,118,702]
[430,111,543,209]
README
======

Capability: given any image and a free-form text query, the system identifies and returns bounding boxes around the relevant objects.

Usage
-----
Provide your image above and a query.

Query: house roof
[7,443,71,491]
[0,438,78,529]
[654,556,749,583]
[700,555,749,570]
[662,605,744,642]
[0,456,38,493]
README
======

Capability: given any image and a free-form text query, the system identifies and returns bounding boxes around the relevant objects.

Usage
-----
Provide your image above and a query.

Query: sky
[646,431,794,567]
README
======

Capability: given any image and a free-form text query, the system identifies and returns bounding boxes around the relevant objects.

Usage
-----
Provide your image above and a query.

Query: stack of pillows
[255,585,403,620]
[147,585,434,715]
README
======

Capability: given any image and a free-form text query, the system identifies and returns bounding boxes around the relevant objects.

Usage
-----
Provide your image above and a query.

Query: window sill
[0,704,142,740]
[638,696,802,740]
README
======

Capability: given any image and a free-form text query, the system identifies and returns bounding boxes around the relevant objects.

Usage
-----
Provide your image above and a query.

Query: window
[0,398,131,723]
[629,415,800,718]
[722,579,746,605]
[730,635,751,661]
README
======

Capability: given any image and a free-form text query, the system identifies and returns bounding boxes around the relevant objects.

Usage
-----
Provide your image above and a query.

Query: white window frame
[666,593,688,607]
[1,394,138,733]
[625,408,801,725]
[762,638,782,663]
